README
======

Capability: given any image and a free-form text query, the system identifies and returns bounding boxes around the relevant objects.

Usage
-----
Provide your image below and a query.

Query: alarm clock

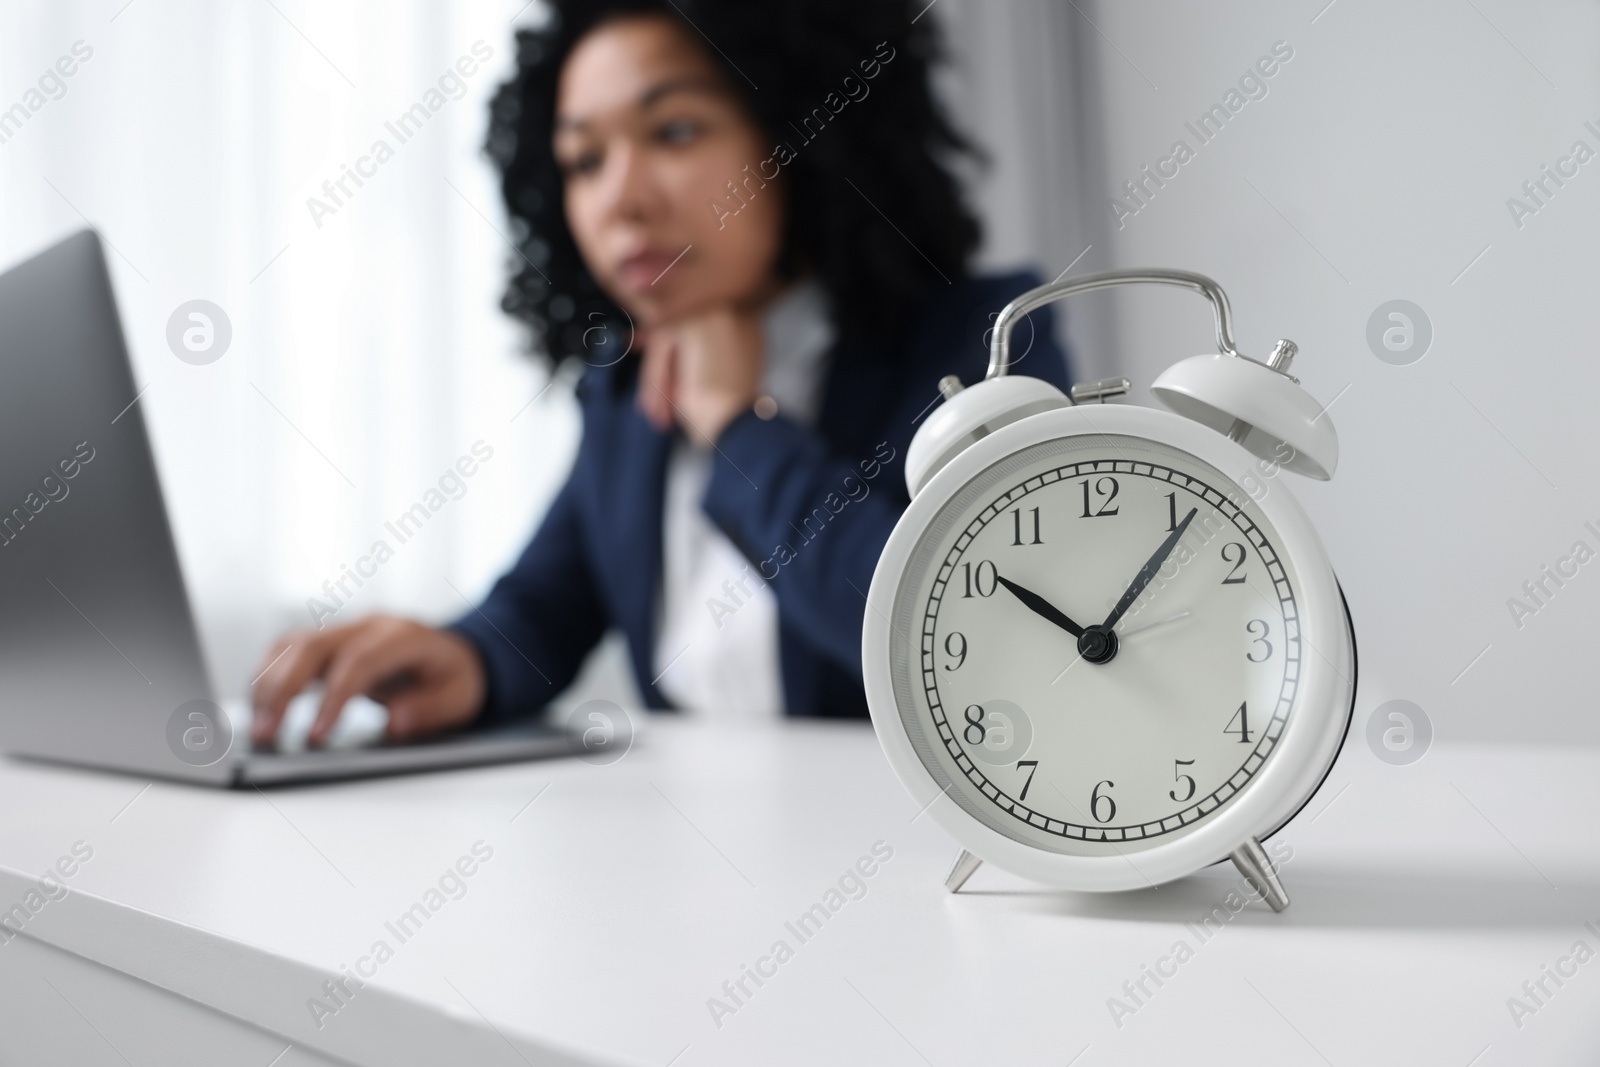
[862,269,1355,911]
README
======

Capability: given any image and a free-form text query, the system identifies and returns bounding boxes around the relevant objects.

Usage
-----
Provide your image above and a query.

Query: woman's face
[553,15,785,328]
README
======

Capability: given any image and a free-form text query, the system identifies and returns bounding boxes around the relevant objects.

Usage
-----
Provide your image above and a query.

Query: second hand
[1119,611,1192,640]
[1052,611,1191,685]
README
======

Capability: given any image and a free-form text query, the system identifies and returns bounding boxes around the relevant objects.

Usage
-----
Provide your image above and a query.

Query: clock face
[888,432,1305,857]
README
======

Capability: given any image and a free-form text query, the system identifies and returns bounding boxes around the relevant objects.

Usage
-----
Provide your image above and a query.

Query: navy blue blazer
[448,271,1071,722]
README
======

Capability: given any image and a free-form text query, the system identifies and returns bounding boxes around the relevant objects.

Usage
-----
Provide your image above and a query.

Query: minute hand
[1101,507,1198,631]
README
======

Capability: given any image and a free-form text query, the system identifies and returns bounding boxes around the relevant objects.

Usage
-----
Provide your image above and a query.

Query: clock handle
[987,268,1240,380]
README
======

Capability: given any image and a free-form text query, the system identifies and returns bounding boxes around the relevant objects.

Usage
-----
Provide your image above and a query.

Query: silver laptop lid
[0,230,228,783]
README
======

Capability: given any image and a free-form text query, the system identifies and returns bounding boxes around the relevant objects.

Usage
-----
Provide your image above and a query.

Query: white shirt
[652,281,834,720]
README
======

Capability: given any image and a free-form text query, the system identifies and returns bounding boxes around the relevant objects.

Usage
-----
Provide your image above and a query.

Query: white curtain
[934,0,1118,381]
[0,0,575,695]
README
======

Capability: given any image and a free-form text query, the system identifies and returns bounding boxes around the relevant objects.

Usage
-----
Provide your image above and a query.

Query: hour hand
[995,575,1086,638]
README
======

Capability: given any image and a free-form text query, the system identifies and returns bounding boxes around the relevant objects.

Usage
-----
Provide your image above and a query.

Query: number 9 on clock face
[889,432,1309,857]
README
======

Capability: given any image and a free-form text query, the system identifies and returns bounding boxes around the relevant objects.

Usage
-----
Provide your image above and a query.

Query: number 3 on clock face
[893,432,1306,857]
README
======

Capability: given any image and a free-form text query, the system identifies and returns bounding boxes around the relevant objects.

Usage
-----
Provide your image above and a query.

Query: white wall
[1066,0,1600,743]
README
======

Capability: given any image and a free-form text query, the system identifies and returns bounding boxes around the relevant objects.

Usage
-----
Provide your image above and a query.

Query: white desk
[0,717,1596,1066]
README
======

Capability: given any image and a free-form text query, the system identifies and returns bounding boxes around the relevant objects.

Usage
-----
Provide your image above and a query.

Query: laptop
[0,230,577,786]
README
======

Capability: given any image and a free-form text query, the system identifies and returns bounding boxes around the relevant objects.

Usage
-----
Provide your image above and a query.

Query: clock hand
[1101,507,1198,632]
[1118,610,1191,640]
[1051,610,1189,678]
[995,574,1086,638]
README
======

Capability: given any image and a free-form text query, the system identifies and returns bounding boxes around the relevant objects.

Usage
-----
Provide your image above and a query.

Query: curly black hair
[484,0,981,365]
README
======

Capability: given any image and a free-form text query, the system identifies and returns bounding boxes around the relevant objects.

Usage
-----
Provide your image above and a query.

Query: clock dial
[889,433,1303,857]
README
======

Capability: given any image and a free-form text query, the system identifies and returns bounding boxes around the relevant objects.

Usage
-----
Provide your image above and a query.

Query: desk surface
[0,716,1596,1066]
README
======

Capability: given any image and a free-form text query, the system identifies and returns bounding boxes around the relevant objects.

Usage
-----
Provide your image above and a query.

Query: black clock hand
[995,575,1086,638]
[1101,507,1198,632]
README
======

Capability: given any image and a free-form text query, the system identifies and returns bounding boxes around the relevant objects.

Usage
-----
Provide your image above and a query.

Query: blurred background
[1,0,1594,742]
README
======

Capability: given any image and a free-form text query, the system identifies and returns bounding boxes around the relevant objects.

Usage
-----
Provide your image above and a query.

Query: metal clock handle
[987,268,1241,380]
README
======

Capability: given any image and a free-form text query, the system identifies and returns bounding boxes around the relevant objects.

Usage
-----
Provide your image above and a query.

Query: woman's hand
[636,304,763,446]
[250,616,486,747]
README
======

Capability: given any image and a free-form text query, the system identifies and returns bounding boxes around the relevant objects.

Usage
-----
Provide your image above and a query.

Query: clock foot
[1230,837,1290,912]
[945,849,983,893]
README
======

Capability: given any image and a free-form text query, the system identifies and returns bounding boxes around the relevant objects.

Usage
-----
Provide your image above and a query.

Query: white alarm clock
[862,269,1355,911]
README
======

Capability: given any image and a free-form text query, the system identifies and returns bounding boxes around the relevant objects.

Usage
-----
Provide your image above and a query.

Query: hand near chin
[636,304,764,446]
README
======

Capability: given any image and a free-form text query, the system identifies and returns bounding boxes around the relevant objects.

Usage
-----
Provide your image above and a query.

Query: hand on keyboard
[249,616,486,748]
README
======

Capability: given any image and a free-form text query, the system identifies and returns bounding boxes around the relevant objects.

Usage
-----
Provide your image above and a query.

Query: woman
[250,0,1070,744]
